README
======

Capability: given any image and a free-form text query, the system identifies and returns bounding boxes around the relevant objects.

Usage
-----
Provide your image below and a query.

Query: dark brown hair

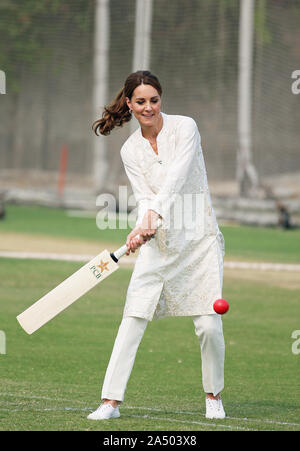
[92,70,162,136]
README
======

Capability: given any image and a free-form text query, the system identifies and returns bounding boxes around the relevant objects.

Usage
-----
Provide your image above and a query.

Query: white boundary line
[0,405,255,431]
[0,250,135,266]
[125,413,252,430]
[1,393,299,428]
[125,405,300,428]
[0,407,253,431]
[1,250,300,271]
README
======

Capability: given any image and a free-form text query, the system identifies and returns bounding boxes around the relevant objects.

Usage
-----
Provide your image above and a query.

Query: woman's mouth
[142,114,154,117]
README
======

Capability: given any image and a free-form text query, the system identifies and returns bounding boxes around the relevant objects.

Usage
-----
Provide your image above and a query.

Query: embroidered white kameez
[120,112,225,321]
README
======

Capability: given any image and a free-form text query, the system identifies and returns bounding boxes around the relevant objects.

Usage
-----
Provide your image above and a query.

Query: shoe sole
[87,413,120,420]
[205,414,226,419]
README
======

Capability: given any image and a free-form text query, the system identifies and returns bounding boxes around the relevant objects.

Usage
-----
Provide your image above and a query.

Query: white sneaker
[87,403,120,420]
[205,397,226,419]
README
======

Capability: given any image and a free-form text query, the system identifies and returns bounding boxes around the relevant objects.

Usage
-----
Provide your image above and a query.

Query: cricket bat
[17,243,129,335]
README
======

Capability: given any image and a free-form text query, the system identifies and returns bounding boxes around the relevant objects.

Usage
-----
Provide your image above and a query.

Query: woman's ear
[125,97,131,110]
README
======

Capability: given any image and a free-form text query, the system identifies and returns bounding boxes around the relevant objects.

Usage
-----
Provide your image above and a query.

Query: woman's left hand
[125,210,161,255]
[140,209,161,240]
[125,226,146,255]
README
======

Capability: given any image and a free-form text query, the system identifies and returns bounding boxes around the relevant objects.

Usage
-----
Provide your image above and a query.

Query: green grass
[1,204,300,263]
[1,204,300,430]
[223,224,300,263]
[0,204,130,244]
[0,258,299,431]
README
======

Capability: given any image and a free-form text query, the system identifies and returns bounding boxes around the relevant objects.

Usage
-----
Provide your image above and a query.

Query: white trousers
[101,315,225,402]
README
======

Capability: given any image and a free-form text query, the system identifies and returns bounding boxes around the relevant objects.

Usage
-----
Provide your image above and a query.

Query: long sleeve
[120,113,223,321]
[120,144,155,225]
[149,116,200,221]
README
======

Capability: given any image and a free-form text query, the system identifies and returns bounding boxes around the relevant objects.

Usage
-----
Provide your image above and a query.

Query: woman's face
[126,83,161,128]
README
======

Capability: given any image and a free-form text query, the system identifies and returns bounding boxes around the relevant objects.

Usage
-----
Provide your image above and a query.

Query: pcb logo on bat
[90,260,110,279]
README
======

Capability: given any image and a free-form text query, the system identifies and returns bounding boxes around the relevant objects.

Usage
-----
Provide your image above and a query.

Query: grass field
[0,205,300,431]
[1,205,300,262]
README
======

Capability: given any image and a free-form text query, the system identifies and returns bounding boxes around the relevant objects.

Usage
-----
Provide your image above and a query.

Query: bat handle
[110,219,162,263]
[110,244,129,262]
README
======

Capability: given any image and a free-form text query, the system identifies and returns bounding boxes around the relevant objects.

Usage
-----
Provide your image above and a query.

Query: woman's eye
[136,100,158,105]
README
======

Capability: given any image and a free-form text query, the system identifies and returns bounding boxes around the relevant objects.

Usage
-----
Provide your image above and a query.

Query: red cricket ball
[213,298,229,315]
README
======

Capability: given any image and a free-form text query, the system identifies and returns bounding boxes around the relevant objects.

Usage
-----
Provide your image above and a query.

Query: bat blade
[17,250,119,334]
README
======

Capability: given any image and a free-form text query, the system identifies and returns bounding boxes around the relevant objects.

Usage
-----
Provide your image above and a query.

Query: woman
[87,71,226,421]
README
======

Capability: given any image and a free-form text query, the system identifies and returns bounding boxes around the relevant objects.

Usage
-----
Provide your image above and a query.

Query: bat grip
[110,218,162,263]
[111,244,129,262]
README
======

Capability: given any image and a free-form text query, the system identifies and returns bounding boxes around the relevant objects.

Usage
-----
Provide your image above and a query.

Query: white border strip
[0,407,253,431]
[0,251,135,265]
[1,393,299,428]
[1,250,300,271]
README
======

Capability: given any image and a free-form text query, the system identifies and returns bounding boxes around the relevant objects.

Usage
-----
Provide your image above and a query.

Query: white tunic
[120,112,225,321]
